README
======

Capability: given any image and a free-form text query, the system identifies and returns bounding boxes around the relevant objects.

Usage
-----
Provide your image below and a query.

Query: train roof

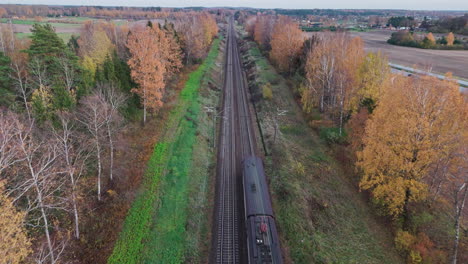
[243,156,274,217]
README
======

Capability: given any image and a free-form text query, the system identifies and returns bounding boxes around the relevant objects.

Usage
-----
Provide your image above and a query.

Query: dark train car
[242,156,283,264]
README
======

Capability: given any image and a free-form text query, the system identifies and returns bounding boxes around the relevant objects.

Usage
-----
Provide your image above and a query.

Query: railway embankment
[238,26,403,263]
[108,35,223,264]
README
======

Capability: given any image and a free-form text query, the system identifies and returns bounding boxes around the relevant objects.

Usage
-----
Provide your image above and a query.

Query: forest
[0,7,218,263]
[242,13,467,264]
[1,3,467,264]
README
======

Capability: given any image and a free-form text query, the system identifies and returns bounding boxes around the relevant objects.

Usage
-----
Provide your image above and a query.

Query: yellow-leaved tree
[0,181,32,263]
[349,51,390,113]
[426,32,436,45]
[357,75,466,220]
[270,16,304,74]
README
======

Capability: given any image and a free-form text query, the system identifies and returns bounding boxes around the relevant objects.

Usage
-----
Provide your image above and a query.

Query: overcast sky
[1,0,468,11]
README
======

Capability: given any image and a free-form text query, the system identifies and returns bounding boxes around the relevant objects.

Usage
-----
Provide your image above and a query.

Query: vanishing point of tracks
[211,19,257,263]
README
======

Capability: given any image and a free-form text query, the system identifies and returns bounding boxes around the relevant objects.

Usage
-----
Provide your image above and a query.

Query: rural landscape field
[0,2,467,264]
[347,30,468,79]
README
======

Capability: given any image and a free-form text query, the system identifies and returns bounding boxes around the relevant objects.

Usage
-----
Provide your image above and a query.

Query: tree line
[245,14,467,264]
[0,12,218,263]
[388,31,467,50]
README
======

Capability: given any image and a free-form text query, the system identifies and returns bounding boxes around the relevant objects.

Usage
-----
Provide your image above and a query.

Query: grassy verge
[108,37,221,264]
[240,30,403,263]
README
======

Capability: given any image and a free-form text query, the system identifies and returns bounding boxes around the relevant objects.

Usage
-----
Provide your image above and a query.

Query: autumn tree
[270,16,304,74]
[176,13,217,63]
[0,7,7,18]
[78,22,115,77]
[177,18,204,63]
[349,51,390,113]
[446,32,455,46]
[254,15,275,49]
[357,75,466,222]
[447,147,468,264]
[0,180,32,264]
[427,32,436,45]
[127,25,182,123]
[1,25,32,119]
[303,33,365,132]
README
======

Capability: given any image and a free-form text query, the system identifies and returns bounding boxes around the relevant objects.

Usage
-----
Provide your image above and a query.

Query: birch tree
[53,112,89,239]
[98,83,126,181]
[14,121,66,264]
[449,148,468,264]
[78,93,108,201]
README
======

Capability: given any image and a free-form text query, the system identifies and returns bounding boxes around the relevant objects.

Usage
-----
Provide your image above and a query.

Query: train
[242,156,283,264]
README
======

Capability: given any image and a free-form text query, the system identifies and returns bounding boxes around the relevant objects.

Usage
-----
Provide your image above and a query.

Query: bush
[395,230,416,252]
[292,160,305,176]
[319,127,347,145]
[262,83,273,100]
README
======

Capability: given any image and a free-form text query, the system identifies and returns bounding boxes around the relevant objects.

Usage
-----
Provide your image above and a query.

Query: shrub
[395,230,416,252]
[292,160,305,176]
[319,127,347,145]
[262,82,273,100]
[409,250,422,264]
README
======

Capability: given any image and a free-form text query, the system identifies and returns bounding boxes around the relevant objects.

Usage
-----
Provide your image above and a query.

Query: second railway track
[212,18,258,263]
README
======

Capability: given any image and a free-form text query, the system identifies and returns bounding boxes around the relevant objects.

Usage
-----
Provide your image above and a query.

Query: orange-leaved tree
[270,15,305,74]
[357,75,466,221]
[446,32,455,46]
[426,32,436,45]
[254,15,275,49]
[127,24,182,123]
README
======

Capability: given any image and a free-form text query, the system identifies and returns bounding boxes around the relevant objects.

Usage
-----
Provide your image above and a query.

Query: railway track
[212,18,257,263]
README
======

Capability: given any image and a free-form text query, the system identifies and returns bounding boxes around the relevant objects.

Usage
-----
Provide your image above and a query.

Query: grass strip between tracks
[108,37,220,264]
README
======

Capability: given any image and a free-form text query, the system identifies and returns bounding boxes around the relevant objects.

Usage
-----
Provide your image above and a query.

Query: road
[211,18,257,263]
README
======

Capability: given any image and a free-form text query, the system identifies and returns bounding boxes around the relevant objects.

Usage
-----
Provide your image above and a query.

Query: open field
[306,30,468,79]
[1,17,128,42]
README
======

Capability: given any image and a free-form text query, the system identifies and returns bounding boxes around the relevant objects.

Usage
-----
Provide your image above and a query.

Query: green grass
[107,142,169,264]
[247,46,279,84]
[141,37,220,263]
[108,37,221,264]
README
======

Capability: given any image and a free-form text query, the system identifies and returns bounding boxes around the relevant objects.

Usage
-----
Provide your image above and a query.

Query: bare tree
[57,53,77,92]
[78,93,108,201]
[1,25,32,120]
[98,83,127,181]
[52,112,89,239]
[29,57,49,89]
[12,120,66,264]
[0,111,23,175]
